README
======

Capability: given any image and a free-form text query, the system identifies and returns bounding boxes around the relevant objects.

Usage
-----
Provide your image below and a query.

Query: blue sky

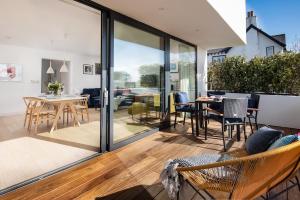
[246,0,300,49]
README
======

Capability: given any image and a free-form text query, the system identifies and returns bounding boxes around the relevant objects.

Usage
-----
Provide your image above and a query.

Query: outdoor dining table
[36,95,86,133]
[194,96,223,136]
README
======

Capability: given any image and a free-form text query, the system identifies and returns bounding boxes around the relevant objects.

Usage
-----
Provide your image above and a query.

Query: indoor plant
[48,81,63,96]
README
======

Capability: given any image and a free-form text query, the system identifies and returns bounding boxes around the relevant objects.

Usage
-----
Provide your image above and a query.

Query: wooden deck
[1,122,299,200]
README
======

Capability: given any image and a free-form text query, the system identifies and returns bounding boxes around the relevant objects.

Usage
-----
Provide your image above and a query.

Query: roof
[208,24,286,55]
[207,47,232,55]
[272,34,286,46]
[247,24,286,48]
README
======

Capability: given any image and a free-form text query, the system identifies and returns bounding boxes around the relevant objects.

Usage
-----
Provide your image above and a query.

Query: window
[212,55,226,63]
[266,46,274,57]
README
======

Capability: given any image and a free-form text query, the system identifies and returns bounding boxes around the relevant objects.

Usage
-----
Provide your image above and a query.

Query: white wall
[207,0,247,45]
[226,93,300,129]
[197,46,208,96]
[227,28,284,61]
[208,28,285,64]
[0,44,100,116]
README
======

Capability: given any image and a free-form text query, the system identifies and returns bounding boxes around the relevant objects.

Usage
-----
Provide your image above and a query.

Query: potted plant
[48,81,63,96]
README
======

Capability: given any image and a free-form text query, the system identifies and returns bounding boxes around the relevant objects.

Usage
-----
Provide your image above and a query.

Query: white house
[207,11,286,64]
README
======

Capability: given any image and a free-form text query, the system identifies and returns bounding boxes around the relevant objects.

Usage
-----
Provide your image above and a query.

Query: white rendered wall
[0,44,100,116]
[208,28,285,64]
[227,29,284,61]
[207,0,247,45]
[226,93,300,129]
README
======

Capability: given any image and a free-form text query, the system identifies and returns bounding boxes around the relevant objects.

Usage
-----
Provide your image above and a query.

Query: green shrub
[208,52,300,95]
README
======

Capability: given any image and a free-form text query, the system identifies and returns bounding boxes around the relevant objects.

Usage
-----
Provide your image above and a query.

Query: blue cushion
[245,126,282,154]
[175,92,189,104]
[176,105,196,112]
[268,135,298,150]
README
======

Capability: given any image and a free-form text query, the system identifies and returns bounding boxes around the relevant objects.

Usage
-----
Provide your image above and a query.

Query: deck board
[1,122,299,200]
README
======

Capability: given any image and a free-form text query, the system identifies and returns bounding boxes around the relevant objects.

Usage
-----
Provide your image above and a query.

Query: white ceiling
[0,0,101,56]
[94,0,246,49]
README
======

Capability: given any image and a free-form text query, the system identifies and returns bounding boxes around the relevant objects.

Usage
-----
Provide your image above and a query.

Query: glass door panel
[112,20,164,144]
[170,39,196,100]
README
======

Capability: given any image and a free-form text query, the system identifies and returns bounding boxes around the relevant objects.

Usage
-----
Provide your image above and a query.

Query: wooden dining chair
[248,93,260,134]
[23,97,35,128]
[75,94,90,122]
[27,98,55,133]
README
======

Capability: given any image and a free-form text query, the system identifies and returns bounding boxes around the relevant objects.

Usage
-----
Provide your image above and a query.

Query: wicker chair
[176,141,300,200]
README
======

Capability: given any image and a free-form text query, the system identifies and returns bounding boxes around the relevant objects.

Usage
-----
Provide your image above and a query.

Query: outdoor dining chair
[204,98,248,151]
[174,92,196,134]
[248,93,260,134]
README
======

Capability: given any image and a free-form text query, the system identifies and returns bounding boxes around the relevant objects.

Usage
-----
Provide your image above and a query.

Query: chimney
[246,11,257,27]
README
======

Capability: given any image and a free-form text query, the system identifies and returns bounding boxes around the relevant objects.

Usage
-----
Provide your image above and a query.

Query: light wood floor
[1,122,299,200]
[0,108,161,149]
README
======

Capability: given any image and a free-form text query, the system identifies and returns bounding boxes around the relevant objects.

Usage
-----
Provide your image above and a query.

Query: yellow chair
[169,93,175,114]
[176,141,300,199]
[128,102,149,120]
[153,94,160,118]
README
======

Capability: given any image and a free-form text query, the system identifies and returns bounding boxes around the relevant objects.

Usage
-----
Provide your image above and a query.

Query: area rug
[0,137,96,190]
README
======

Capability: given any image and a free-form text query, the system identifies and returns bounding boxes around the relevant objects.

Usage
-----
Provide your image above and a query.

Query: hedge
[208,53,300,94]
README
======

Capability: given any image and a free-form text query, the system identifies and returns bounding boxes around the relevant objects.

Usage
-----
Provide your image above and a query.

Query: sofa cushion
[268,135,298,150]
[245,126,282,154]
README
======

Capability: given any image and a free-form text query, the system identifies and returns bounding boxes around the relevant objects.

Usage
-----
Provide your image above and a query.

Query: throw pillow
[268,135,298,150]
[245,126,282,154]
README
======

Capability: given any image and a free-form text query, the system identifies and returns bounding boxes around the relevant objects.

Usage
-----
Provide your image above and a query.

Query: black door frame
[74,0,198,152]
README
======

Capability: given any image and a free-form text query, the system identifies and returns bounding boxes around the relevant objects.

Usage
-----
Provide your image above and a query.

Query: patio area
[2,122,299,200]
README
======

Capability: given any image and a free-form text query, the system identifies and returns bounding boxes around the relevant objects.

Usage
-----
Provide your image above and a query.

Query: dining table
[36,95,86,133]
[194,96,223,136]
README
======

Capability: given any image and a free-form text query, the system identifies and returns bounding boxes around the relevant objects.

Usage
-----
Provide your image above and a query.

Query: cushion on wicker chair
[268,135,298,150]
[245,126,282,154]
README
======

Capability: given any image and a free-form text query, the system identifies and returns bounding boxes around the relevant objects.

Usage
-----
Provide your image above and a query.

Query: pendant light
[60,60,68,72]
[60,33,69,73]
[46,59,55,74]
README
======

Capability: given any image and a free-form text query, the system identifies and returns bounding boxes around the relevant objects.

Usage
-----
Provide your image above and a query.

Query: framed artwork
[95,63,101,75]
[0,63,22,81]
[83,64,93,75]
[170,63,178,73]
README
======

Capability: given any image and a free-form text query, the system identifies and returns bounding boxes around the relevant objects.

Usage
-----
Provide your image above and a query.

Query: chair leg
[255,116,259,130]
[24,112,28,127]
[86,109,90,122]
[237,125,241,141]
[222,123,226,151]
[183,112,186,125]
[248,117,253,134]
[174,111,177,128]
[204,117,208,140]
[243,120,247,140]
[191,113,194,135]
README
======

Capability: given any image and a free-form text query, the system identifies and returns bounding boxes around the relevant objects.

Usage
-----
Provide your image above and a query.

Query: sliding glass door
[109,18,165,148]
[170,39,197,100]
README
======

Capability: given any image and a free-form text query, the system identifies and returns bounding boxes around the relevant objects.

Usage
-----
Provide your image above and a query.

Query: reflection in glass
[113,21,164,143]
[170,39,196,100]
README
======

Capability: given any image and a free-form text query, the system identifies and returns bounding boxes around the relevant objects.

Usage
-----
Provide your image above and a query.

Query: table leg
[195,102,199,136]
[237,125,241,141]
[50,102,65,133]
[199,103,204,129]
[68,102,81,127]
